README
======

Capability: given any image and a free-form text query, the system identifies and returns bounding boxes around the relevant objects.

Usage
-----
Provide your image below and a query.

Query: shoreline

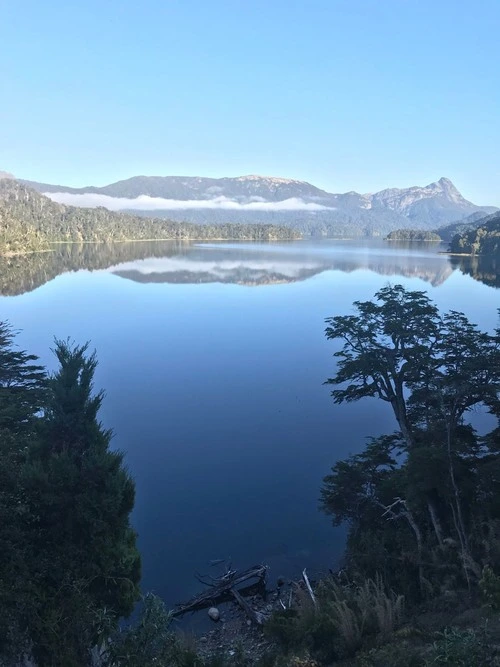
[0,236,301,258]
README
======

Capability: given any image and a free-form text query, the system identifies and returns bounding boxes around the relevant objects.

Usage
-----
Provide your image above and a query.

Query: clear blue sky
[1,0,499,204]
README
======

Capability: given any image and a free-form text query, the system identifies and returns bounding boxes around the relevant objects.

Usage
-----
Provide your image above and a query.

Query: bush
[264,576,404,662]
[319,576,404,654]
[480,566,500,610]
[426,627,497,666]
[104,593,202,667]
[355,641,425,667]
[264,609,302,652]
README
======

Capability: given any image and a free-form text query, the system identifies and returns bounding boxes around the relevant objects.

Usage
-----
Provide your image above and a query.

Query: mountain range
[0,178,297,255]
[19,174,498,237]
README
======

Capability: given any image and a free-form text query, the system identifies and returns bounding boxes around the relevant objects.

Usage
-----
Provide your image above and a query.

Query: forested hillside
[449,211,500,255]
[23,173,496,234]
[0,180,300,254]
[437,210,498,242]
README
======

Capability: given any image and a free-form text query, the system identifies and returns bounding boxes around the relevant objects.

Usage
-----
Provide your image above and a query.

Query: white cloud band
[44,192,334,212]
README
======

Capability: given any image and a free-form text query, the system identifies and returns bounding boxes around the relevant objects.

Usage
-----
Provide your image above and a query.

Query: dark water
[0,239,498,607]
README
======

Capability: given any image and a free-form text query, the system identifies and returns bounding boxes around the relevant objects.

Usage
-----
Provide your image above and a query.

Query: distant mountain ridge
[16,173,499,237]
[22,174,330,202]
[0,179,298,254]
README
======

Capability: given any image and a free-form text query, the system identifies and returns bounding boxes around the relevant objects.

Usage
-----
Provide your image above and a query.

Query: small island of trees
[386,229,442,242]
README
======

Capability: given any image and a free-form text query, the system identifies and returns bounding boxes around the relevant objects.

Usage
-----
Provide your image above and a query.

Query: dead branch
[302,568,317,609]
[230,587,265,625]
[172,564,267,618]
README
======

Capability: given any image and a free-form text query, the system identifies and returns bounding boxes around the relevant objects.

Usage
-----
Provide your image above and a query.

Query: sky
[1,0,499,205]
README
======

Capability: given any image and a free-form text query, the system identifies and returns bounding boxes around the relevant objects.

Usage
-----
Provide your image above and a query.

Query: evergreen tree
[25,341,141,666]
[0,322,46,662]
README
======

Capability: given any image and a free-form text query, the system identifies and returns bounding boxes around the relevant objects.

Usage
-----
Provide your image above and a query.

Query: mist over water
[1,239,497,607]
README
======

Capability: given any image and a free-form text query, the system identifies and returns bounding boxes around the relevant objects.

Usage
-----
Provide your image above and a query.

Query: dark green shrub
[426,627,497,666]
[355,641,425,667]
[480,566,500,610]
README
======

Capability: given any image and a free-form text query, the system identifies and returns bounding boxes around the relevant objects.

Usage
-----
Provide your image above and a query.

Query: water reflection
[0,238,497,609]
[0,241,186,296]
[449,254,500,289]
[0,239,465,296]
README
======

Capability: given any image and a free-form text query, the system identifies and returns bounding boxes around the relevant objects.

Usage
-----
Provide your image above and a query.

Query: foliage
[386,229,442,242]
[25,340,140,665]
[105,593,202,667]
[264,609,303,652]
[425,626,498,666]
[0,180,300,255]
[322,285,500,603]
[264,576,404,662]
[0,325,140,666]
[479,566,500,610]
[354,641,425,667]
[0,321,47,431]
[0,323,47,662]
[24,173,489,237]
[437,210,497,242]
[449,211,500,255]
[320,577,404,654]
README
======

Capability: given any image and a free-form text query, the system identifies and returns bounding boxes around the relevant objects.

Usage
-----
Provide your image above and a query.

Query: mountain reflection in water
[0,239,472,297]
[449,254,500,289]
[0,237,497,610]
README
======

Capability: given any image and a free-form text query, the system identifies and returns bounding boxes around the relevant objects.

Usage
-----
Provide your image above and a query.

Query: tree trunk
[404,510,425,596]
[427,498,444,546]
[389,376,413,448]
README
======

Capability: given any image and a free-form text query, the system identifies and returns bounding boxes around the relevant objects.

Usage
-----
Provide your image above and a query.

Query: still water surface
[0,239,498,606]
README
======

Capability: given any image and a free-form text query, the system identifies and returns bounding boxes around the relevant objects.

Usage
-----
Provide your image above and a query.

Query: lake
[0,239,498,609]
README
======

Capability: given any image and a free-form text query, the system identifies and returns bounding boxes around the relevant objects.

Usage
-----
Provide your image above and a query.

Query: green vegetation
[260,285,500,665]
[322,285,499,594]
[449,211,500,255]
[436,210,497,242]
[0,324,140,666]
[386,229,442,242]
[1,284,499,665]
[24,173,494,237]
[0,179,300,255]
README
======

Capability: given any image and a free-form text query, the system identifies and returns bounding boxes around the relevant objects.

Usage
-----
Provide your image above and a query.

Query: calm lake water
[0,239,498,607]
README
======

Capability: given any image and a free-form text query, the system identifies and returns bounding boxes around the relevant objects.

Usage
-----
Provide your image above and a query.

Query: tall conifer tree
[26,341,140,666]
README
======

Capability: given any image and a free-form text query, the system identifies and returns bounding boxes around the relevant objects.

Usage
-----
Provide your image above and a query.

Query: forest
[0,179,299,255]
[1,285,499,666]
[449,213,500,256]
[385,229,442,242]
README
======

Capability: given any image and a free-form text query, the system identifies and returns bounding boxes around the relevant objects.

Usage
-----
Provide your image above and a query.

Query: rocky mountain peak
[436,176,461,196]
[235,175,305,185]
[14,171,496,233]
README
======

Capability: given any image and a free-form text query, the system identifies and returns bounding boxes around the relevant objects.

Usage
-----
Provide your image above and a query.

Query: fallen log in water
[172,564,268,618]
[230,587,266,625]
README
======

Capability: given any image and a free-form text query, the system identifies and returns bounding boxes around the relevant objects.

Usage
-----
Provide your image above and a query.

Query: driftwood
[172,564,267,618]
[230,587,265,625]
[302,568,317,608]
